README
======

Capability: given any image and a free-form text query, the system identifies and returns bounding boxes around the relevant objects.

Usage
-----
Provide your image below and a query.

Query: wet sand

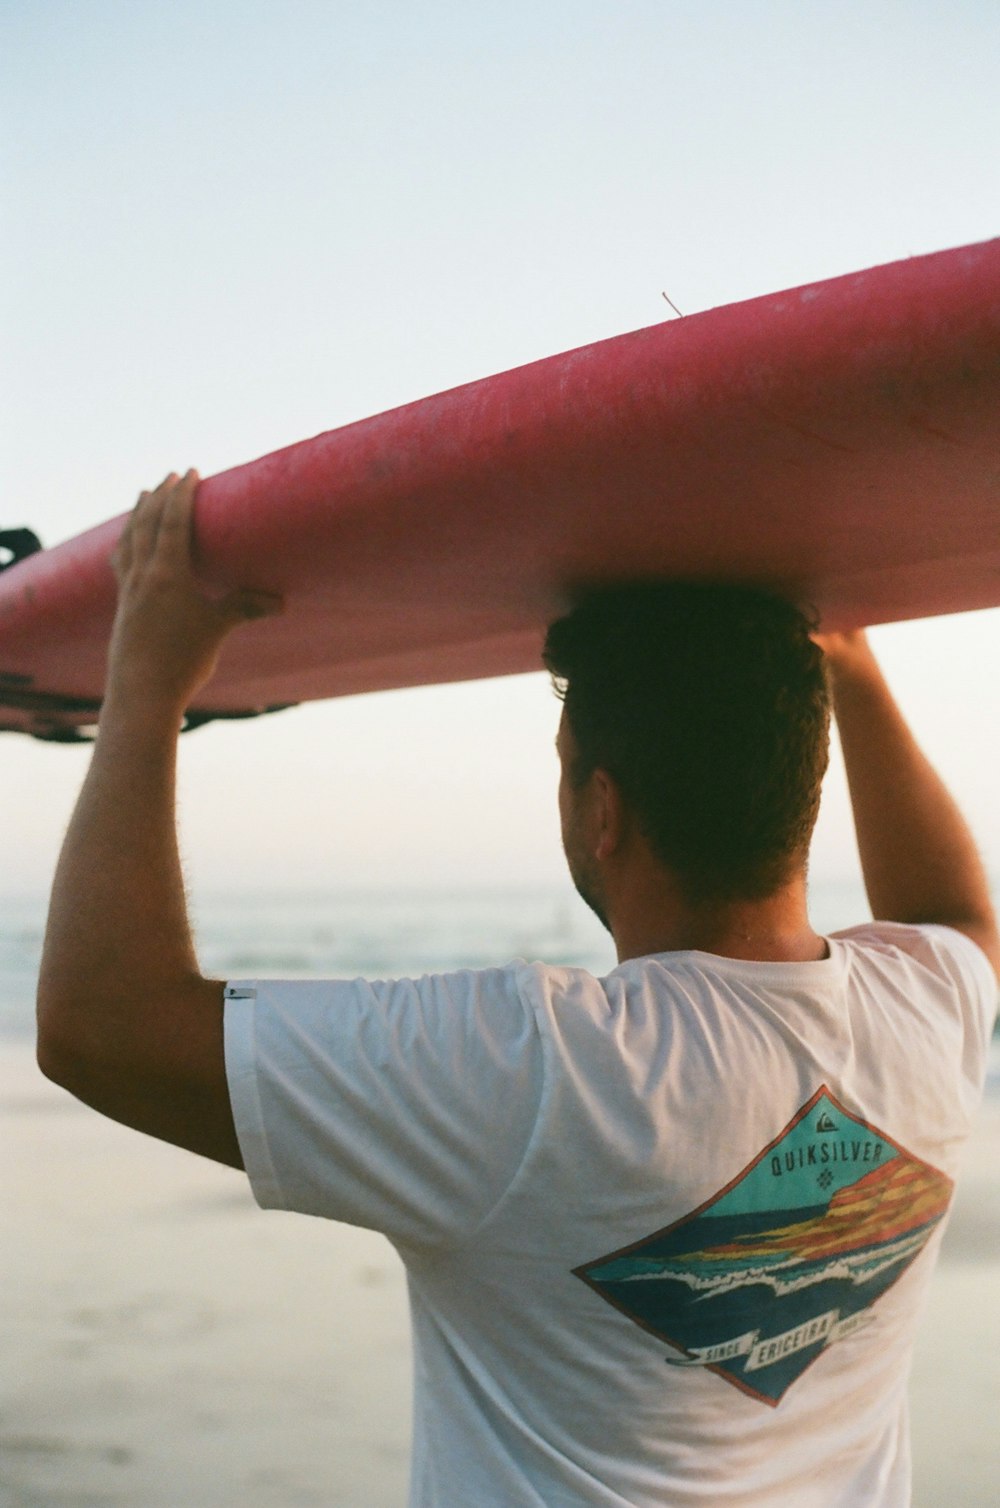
[3,1044,998,1506]
[908,1093,1000,1504]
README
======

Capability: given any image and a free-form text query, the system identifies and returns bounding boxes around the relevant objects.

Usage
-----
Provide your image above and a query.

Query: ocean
[0,876,884,1044]
[3,878,997,1053]
[1,886,611,1043]
[6,878,997,1096]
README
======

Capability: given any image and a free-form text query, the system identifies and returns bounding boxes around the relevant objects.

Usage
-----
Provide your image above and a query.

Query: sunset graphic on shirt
[666,1157,951,1273]
[575,1087,954,1404]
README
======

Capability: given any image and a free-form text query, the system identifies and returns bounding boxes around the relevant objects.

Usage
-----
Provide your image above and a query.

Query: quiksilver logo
[770,1138,884,1176]
[816,1113,837,1132]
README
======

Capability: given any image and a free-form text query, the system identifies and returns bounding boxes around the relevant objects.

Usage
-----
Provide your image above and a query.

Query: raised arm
[817,629,1000,980]
[36,471,281,1164]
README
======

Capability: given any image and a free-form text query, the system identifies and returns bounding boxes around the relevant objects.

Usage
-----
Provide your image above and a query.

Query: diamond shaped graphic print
[574,1087,953,1405]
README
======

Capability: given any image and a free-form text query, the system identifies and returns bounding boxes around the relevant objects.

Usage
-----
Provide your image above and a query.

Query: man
[37,471,998,1506]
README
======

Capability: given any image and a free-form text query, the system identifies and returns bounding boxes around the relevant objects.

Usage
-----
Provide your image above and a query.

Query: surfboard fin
[0,528,43,573]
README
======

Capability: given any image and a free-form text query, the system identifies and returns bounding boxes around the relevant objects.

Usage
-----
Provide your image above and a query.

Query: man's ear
[593,768,627,861]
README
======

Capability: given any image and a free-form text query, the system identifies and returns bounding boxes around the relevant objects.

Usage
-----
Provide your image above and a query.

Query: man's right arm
[819,630,1000,982]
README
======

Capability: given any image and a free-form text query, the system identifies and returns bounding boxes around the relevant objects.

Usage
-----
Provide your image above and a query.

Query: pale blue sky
[2,1,999,909]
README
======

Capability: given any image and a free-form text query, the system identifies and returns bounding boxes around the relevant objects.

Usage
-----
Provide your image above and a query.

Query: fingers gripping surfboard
[2,237,999,740]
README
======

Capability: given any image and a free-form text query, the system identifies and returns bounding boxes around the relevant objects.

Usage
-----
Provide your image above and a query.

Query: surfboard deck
[2,236,999,740]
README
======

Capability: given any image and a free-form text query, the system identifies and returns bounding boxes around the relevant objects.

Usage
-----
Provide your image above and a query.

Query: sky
[2,0,999,916]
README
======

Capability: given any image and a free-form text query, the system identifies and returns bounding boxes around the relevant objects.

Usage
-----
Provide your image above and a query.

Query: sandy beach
[3,1041,998,1506]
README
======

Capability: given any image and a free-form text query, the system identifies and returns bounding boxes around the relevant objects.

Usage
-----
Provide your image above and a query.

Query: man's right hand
[108,470,282,718]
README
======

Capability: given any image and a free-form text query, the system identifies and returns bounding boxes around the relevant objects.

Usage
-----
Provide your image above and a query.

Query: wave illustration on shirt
[574,1087,954,1405]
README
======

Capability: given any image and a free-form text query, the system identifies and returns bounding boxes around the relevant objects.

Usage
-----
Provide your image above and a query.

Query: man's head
[543,582,830,924]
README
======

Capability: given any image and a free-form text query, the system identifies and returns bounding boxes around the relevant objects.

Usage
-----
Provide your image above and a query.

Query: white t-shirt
[224,923,997,1507]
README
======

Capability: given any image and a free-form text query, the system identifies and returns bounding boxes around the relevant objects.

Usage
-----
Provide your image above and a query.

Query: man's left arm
[36,470,281,1167]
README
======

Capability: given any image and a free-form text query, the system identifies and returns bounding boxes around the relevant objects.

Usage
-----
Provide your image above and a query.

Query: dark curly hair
[543,582,830,905]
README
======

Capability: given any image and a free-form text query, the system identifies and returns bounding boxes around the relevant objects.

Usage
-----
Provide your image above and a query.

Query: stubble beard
[563,838,612,936]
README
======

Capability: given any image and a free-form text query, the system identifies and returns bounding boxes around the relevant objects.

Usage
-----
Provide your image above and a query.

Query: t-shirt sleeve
[832,920,998,1108]
[223,966,544,1247]
[916,924,999,1089]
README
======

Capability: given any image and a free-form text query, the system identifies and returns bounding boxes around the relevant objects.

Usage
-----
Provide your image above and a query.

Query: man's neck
[609,870,828,966]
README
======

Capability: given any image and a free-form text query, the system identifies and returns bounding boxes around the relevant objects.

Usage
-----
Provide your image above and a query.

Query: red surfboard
[2,237,999,741]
